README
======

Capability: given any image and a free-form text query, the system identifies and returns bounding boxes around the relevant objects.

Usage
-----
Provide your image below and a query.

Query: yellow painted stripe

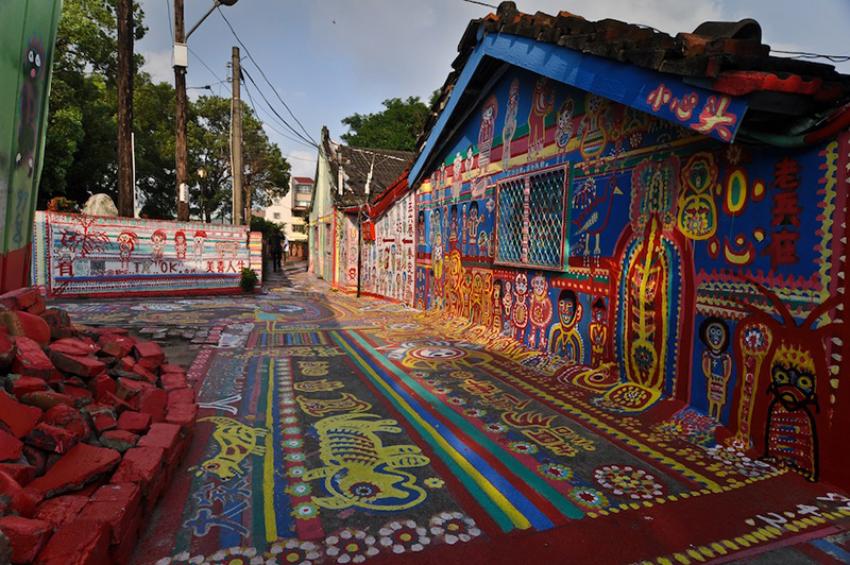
[264,358,278,542]
[334,332,532,530]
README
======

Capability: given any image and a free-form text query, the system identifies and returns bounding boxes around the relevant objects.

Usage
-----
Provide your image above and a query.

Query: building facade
[264,177,312,259]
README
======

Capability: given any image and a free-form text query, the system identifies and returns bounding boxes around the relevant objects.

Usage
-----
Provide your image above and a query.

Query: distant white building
[263,177,312,258]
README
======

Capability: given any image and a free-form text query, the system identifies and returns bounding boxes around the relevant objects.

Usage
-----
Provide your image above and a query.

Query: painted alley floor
[52,264,850,565]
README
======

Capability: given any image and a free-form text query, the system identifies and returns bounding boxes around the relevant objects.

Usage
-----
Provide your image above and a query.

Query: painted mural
[358,191,416,306]
[31,211,263,297]
[0,0,62,292]
[413,67,849,486]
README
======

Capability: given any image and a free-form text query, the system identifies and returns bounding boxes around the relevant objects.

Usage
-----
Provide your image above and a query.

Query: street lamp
[173,0,239,221]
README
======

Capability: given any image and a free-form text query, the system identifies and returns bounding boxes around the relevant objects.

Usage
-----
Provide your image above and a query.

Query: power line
[462,0,498,8]
[216,7,317,145]
[241,71,318,150]
[188,46,225,83]
[771,49,850,63]
[165,0,173,37]
[241,65,318,148]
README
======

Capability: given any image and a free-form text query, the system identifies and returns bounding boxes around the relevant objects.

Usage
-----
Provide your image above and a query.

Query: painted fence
[32,211,263,298]
[410,66,850,487]
[0,0,62,293]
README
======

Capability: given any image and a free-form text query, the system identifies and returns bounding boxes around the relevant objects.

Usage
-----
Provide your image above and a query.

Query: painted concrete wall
[413,66,850,486]
[32,211,262,298]
[308,147,335,279]
[0,0,62,293]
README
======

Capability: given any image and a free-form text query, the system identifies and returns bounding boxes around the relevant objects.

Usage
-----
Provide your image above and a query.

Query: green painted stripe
[251,358,269,548]
[331,331,516,532]
[346,330,585,520]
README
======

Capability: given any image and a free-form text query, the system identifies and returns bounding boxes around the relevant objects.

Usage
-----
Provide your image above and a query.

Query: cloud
[283,149,318,179]
[140,49,173,84]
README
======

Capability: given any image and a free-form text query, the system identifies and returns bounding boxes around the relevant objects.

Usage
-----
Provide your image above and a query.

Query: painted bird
[572,178,624,256]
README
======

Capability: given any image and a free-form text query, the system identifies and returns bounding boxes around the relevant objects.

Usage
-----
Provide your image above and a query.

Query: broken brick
[61,384,93,407]
[0,429,24,461]
[160,372,188,391]
[83,404,117,434]
[99,429,139,452]
[159,363,184,374]
[0,288,39,310]
[110,446,165,489]
[7,374,49,398]
[49,338,99,357]
[34,519,110,565]
[167,388,196,406]
[117,411,151,434]
[43,404,90,441]
[116,376,154,400]
[12,311,51,346]
[0,463,36,486]
[49,351,105,378]
[139,388,168,422]
[22,446,47,476]
[28,443,120,498]
[11,337,55,379]
[0,515,52,564]
[84,483,142,544]
[0,470,42,517]
[89,373,116,403]
[0,391,43,438]
[97,334,134,359]
[34,495,88,528]
[20,390,75,411]
[133,340,164,370]
[165,403,198,428]
[138,423,182,466]
[131,362,159,384]
[25,423,79,454]
[0,331,14,368]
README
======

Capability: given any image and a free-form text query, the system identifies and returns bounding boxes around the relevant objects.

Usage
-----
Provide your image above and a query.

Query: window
[297,185,312,194]
[495,166,568,270]
[292,224,307,233]
[273,212,281,220]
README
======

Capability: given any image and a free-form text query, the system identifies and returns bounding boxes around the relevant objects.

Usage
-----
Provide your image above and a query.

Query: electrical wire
[217,8,317,145]
[241,65,318,148]
[462,0,498,8]
[188,46,225,83]
[241,72,318,150]
[770,49,850,63]
[165,0,173,38]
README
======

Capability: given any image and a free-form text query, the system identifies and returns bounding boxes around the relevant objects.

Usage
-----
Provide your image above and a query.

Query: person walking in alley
[270,231,283,273]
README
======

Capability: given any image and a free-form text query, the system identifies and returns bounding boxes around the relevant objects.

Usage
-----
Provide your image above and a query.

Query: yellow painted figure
[304,413,430,511]
[195,417,268,481]
[548,289,584,362]
[700,317,733,420]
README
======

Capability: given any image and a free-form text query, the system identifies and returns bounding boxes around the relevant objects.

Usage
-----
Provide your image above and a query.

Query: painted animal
[304,413,430,511]
[195,417,267,481]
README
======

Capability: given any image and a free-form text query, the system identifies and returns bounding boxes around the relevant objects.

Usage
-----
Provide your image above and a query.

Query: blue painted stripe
[272,359,292,537]
[335,330,555,531]
[811,539,850,562]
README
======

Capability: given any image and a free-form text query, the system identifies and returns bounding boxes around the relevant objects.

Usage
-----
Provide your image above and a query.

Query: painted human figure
[478,95,498,173]
[555,99,575,152]
[700,317,733,420]
[174,230,188,260]
[588,297,609,367]
[527,77,555,162]
[491,280,503,333]
[417,211,425,245]
[466,201,482,257]
[150,229,167,261]
[193,230,207,258]
[548,289,584,362]
[449,205,459,249]
[461,271,473,319]
[510,273,529,342]
[465,146,474,178]
[452,152,463,200]
[527,274,553,350]
[502,281,513,335]
[501,78,520,170]
[460,203,468,253]
[117,231,138,271]
[16,39,45,178]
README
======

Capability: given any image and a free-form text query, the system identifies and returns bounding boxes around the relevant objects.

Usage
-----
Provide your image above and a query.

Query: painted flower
[284,426,302,435]
[448,396,467,406]
[287,466,307,479]
[433,386,452,395]
[448,370,474,380]
[268,539,321,565]
[379,520,431,554]
[424,477,445,489]
[284,438,304,449]
[429,512,481,544]
[200,546,274,565]
[538,463,573,481]
[285,451,306,462]
[464,408,487,418]
[485,422,507,434]
[412,371,429,379]
[633,345,655,372]
[704,445,773,478]
[594,465,664,500]
[508,441,539,455]
[291,502,319,520]
[568,487,609,510]
[285,482,312,497]
[325,528,380,564]
[283,415,298,423]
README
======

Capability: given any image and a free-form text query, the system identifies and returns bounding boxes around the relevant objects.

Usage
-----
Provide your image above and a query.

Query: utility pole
[173,0,190,221]
[231,46,244,225]
[116,0,134,217]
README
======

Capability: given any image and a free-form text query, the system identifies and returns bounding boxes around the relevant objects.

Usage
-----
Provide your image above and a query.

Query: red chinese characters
[764,157,801,268]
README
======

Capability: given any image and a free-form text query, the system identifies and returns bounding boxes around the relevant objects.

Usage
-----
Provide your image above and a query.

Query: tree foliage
[340,96,431,151]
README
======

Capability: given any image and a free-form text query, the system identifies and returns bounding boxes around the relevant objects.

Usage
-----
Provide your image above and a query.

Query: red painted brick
[159,363,184,374]
[34,519,110,565]
[161,372,188,391]
[0,331,14,368]
[116,376,154,400]
[117,411,151,433]
[61,384,93,406]
[84,483,141,544]
[137,423,181,463]
[0,470,42,517]
[110,446,165,489]
[49,351,105,379]
[97,334,134,359]
[90,373,116,403]
[139,388,168,423]
[43,404,90,441]
[133,340,164,370]
[0,463,36,485]
[25,298,46,316]
[130,362,158,384]
[99,429,139,452]
[84,404,117,434]
[0,428,23,461]
[28,443,120,497]
[39,308,72,341]
[11,336,55,379]
[0,391,42,438]
[34,495,88,528]
[12,311,51,346]
[22,445,47,476]
[20,390,75,411]
[24,423,79,454]
[167,388,196,406]
[165,403,198,428]
[49,338,99,357]
[0,288,39,309]
[8,374,49,398]
[0,515,52,564]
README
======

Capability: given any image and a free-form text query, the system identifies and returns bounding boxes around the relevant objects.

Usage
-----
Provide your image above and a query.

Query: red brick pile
[0,288,198,564]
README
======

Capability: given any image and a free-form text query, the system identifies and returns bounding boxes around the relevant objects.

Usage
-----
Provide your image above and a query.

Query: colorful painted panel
[361,191,415,306]
[31,211,260,297]
[414,65,849,487]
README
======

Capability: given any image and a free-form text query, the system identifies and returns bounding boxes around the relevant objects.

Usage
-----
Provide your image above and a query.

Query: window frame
[494,163,570,271]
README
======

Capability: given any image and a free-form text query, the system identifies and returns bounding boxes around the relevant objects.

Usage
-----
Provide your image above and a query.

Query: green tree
[341,96,431,151]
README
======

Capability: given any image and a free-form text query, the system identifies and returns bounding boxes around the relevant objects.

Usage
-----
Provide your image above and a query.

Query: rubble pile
[0,288,198,564]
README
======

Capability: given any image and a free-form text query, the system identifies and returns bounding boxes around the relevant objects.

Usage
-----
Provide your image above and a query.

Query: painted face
[707,323,726,350]
[531,275,546,296]
[771,362,815,411]
[27,46,42,79]
[558,296,576,326]
[592,304,606,323]
[514,274,528,295]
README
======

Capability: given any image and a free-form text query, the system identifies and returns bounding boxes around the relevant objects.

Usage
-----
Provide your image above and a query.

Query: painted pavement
[52,270,850,565]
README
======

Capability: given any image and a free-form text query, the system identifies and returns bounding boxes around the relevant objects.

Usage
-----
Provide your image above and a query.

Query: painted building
[398,3,850,488]
[307,126,413,298]
[263,176,312,258]
[0,0,62,292]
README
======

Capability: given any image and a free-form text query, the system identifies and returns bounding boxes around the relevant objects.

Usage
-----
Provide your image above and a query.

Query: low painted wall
[32,211,263,297]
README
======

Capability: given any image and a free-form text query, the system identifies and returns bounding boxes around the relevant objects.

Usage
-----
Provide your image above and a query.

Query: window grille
[495,166,567,269]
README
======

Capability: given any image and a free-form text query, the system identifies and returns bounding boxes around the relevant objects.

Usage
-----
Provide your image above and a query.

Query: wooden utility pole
[231,46,244,225]
[174,0,190,221]
[116,0,134,217]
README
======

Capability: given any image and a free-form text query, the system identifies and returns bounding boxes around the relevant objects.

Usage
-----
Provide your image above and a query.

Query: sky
[137,0,850,180]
